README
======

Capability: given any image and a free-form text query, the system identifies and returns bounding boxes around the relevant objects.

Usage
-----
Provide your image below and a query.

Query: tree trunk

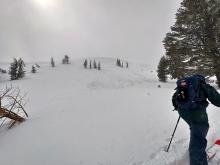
[213,55,220,88]
[215,69,220,88]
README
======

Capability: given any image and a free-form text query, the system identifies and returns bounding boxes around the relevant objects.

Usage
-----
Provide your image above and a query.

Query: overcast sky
[0,0,181,67]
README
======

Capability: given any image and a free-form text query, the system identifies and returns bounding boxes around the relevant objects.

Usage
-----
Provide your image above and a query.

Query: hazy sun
[33,0,53,8]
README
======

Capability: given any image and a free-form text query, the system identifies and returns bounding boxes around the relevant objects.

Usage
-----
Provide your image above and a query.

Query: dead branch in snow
[0,86,28,128]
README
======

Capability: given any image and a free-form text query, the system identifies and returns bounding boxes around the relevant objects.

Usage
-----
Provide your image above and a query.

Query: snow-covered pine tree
[157,56,168,82]
[93,60,97,69]
[89,60,92,69]
[116,59,120,66]
[126,62,129,68]
[66,55,69,64]
[51,57,55,67]
[162,0,219,81]
[17,58,25,79]
[84,59,88,68]
[98,62,101,70]
[116,59,122,67]
[62,55,70,64]
[9,58,18,80]
[205,0,220,87]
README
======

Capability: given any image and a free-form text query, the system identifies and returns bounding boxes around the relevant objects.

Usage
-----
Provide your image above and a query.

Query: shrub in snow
[35,63,40,68]
[31,66,36,73]
[0,68,7,73]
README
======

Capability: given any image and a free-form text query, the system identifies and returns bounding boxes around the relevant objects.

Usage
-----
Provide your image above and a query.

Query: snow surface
[0,58,220,165]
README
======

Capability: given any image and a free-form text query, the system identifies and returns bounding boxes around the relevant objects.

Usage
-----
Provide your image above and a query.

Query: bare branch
[0,86,28,128]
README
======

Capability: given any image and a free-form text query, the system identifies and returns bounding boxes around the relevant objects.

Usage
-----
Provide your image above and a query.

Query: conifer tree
[119,59,121,67]
[84,59,88,68]
[9,58,25,80]
[51,57,55,67]
[9,58,18,80]
[98,62,101,70]
[162,0,220,84]
[93,60,97,69]
[62,55,69,64]
[66,55,69,64]
[89,61,92,69]
[17,58,25,79]
[116,59,121,67]
[116,59,119,66]
[157,56,168,82]
[206,0,220,87]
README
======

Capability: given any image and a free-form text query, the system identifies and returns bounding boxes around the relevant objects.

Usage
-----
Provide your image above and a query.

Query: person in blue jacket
[172,76,220,165]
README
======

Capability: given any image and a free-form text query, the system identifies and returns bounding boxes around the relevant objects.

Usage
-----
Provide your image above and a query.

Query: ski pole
[166,116,181,152]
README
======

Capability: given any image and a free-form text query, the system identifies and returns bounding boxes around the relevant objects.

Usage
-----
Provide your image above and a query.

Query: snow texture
[0,58,220,165]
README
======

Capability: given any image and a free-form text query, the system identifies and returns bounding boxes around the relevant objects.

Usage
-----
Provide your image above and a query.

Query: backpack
[175,74,206,110]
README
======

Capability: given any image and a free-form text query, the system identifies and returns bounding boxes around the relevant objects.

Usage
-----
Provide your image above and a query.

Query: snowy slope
[0,58,220,165]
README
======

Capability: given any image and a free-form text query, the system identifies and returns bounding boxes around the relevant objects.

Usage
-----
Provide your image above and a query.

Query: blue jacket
[172,84,220,124]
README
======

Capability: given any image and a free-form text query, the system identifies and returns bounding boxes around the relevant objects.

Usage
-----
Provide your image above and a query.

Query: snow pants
[188,122,209,165]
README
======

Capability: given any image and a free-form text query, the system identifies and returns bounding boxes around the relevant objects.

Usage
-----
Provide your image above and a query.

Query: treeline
[116,59,129,68]
[50,54,70,67]
[157,0,220,87]
[82,58,129,70]
[7,58,40,80]
[4,55,70,81]
[3,55,129,81]
[9,58,25,80]
[83,59,101,70]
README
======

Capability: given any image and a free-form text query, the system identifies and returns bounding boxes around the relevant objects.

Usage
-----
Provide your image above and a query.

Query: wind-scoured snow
[0,58,220,165]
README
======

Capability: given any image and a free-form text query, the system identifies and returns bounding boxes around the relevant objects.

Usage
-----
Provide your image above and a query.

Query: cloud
[0,0,181,67]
